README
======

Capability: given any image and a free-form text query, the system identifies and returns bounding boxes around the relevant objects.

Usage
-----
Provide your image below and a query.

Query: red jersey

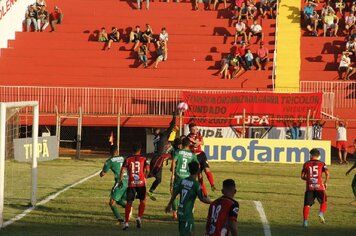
[302,159,328,191]
[123,154,149,188]
[206,196,239,236]
[187,132,203,154]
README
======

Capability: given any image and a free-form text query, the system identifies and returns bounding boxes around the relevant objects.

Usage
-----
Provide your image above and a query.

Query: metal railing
[271,0,280,91]
[0,85,334,116]
[300,81,356,109]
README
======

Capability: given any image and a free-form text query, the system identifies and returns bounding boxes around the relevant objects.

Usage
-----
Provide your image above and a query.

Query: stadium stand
[0,1,276,91]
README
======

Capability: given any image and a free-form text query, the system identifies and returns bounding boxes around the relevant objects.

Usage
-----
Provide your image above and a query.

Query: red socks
[125,203,132,223]
[303,206,310,221]
[320,202,327,214]
[206,171,215,186]
[138,201,146,218]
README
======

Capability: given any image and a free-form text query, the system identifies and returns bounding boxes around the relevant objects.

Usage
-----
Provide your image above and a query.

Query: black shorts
[126,186,146,202]
[252,32,262,37]
[197,152,210,171]
[304,190,327,206]
[339,66,349,73]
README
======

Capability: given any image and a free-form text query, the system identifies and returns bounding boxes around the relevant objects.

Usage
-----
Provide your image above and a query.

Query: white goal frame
[0,101,39,227]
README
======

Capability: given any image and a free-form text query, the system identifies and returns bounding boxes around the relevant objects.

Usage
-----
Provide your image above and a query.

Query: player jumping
[205,179,239,236]
[166,161,212,236]
[148,111,177,201]
[301,148,329,227]
[187,123,216,196]
[170,137,199,219]
[100,145,127,224]
[119,143,150,230]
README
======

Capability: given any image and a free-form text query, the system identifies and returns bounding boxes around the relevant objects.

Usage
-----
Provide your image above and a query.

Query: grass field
[1,156,356,236]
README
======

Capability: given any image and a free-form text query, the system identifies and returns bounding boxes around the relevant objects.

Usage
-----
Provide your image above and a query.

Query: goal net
[0,101,39,227]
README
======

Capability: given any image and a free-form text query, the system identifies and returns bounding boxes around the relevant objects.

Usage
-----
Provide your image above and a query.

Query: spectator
[285,120,302,140]
[137,0,149,10]
[49,6,63,32]
[142,24,154,51]
[311,118,326,140]
[346,36,356,55]
[335,0,345,16]
[306,10,320,36]
[193,0,200,11]
[267,0,277,19]
[233,19,247,45]
[238,3,249,22]
[214,54,232,79]
[36,0,46,9]
[232,0,245,19]
[36,6,49,32]
[213,0,227,11]
[336,120,348,164]
[338,51,352,80]
[229,56,244,79]
[25,5,38,32]
[321,3,335,19]
[344,65,356,80]
[246,0,257,19]
[352,1,356,13]
[104,27,120,50]
[154,42,166,69]
[323,10,339,37]
[303,1,317,22]
[259,0,269,19]
[248,20,264,44]
[158,27,168,60]
[98,27,108,42]
[235,42,248,70]
[255,41,269,70]
[245,49,254,70]
[130,25,143,51]
[345,11,356,36]
[138,44,148,68]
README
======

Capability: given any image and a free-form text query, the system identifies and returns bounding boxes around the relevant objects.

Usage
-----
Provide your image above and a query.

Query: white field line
[2,170,100,228]
[254,201,272,236]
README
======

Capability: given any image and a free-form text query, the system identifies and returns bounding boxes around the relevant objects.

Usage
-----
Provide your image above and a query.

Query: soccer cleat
[318,213,326,224]
[122,223,129,231]
[147,191,157,201]
[303,220,308,227]
[136,218,142,228]
[172,211,177,220]
[115,218,124,225]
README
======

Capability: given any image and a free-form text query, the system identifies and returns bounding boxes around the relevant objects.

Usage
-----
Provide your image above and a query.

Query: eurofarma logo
[203,139,331,165]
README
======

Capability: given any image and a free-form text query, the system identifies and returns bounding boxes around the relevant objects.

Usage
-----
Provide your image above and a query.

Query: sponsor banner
[13,136,59,162]
[183,92,322,127]
[183,125,238,138]
[203,138,331,165]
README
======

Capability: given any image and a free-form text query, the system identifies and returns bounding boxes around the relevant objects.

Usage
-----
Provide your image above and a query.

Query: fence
[0,85,334,116]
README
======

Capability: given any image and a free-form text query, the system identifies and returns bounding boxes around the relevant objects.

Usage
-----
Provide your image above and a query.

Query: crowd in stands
[98,24,169,69]
[303,0,356,80]
[25,0,63,32]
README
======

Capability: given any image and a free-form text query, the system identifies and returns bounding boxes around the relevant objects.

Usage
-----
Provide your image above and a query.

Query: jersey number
[211,205,222,223]
[308,166,319,178]
[131,161,140,174]
[182,158,188,169]
[181,189,188,203]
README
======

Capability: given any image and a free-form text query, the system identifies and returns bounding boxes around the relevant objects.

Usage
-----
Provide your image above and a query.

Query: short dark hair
[136,25,140,28]
[162,27,166,31]
[182,137,191,148]
[173,138,182,148]
[112,27,116,30]
[132,143,142,153]
[110,144,118,156]
[223,179,236,190]
[309,148,320,157]
[188,161,199,175]
[188,123,197,130]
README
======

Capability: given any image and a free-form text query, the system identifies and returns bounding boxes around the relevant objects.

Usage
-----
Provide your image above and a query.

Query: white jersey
[336,127,347,141]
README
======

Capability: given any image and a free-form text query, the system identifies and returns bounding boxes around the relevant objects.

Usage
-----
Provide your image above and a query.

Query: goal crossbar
[0,101,39,228]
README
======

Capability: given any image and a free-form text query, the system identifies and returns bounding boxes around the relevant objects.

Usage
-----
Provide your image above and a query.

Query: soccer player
[187,123,216,196]
[148,111,177,201]
[345,151,356,204]
[170,137,199,219]
[166,161,212,236]
[205,179,239,236]
[119,143,150,230]
[301,148,329,227]
[100,145,127,223]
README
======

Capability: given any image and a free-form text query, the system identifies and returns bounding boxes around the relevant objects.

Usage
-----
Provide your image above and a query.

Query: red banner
[183,92,322,127]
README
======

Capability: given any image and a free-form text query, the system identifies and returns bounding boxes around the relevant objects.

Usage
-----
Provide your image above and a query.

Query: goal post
[0,101,39,227]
